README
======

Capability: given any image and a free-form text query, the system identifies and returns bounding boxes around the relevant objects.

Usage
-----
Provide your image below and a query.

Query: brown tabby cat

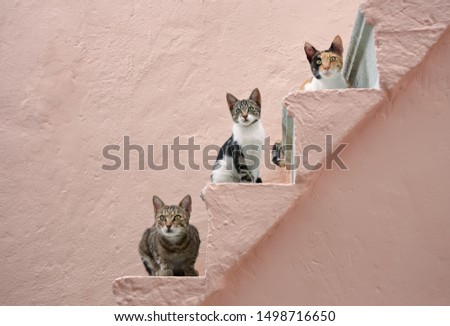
[139,195,200,276]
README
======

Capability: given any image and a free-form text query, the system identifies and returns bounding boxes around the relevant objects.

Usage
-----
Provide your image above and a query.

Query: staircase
[112,0,450,305]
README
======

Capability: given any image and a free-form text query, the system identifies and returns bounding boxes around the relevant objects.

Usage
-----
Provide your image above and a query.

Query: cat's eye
[159,215,166,221]
[316,59,322,65]
[330,56,336,62]
[235,109,241,114]
[249,107,255,113]
[174,215,181,221]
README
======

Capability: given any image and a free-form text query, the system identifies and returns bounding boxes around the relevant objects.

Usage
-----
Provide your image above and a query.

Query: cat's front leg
[239,169,253,183]
[141,256,154,276]
[156,259,174,276]
[232,146,254,183]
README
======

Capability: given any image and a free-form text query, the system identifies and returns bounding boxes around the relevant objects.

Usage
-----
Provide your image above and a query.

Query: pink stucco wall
[2,0,449,306]
[0,0,360,305]
[111,0,450,304]
[206,27,450,305]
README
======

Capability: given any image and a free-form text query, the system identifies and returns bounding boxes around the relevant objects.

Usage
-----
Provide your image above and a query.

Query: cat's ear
[179,195,192,215]
[329,35,343,56]
[153,195,165,213]
[304,42,319,63]
[249,88,261,107]
[226,93,239,112]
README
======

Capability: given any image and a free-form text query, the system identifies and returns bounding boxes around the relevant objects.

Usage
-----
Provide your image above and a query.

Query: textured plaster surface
[206,26,450,305]
[113,276,207,306]
[3,0,449,306]
[284,89,385,184]
[361,0,450,91]
[205,0,450,305]
[0,0,360,305]
[116,0,450,304]
[202,184,301,298]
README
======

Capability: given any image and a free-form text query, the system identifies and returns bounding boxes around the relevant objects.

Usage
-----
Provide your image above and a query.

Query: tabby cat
[300,35,349,91]
[139,195,200,276]
[211,88,265,183]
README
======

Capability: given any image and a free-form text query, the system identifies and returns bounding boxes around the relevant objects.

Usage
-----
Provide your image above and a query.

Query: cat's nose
[166,224,172,230]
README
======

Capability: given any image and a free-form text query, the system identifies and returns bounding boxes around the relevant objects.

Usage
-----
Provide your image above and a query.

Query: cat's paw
[157,269,174,276]
[272,141,286,167]
[184,268,199,277]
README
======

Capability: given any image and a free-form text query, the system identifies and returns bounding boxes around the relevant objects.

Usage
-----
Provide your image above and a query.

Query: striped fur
[139,195,200,276]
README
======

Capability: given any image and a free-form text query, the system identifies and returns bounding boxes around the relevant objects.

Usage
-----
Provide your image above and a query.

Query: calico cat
[272,36,349,167]
[139,195,200,276]
[211,88,265,183]
[300,35,349,91]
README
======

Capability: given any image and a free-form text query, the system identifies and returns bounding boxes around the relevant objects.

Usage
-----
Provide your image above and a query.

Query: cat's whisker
[211,88,264,184]
[139,195,200,277]
[300,35,349,91]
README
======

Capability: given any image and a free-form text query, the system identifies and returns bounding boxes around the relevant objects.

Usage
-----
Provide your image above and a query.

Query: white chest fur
[303,73,348,91]
[232,120,265,148]
[211,120,264,183]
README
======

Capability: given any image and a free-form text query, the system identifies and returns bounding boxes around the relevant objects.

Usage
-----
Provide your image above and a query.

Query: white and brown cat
[211,88,265,183]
